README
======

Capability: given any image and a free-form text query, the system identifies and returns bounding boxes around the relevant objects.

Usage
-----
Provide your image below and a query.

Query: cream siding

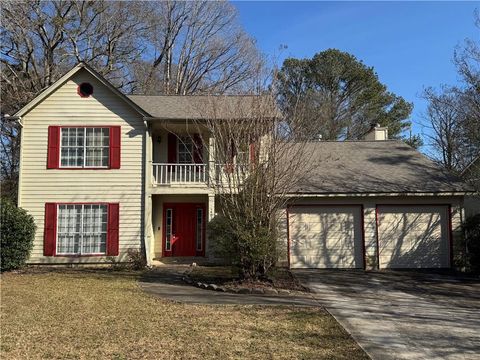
[19,69,145,263]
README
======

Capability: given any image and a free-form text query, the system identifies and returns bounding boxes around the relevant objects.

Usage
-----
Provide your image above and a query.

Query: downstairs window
[56,204,108,255]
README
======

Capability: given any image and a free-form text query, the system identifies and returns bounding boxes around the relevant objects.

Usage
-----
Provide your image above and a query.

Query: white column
[208,193,216,221]
[206,193,216,261]
[208,136,215,186]
[144,124,154,266]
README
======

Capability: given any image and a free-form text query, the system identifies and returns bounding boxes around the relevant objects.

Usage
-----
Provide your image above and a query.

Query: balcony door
[163,203,205,257]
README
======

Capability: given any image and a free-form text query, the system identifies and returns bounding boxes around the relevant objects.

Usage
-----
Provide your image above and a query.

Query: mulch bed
[186,265,310,294]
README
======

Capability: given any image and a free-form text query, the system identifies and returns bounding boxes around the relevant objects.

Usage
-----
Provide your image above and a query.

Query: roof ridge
[127,94,262,97]
[300,139,401,143]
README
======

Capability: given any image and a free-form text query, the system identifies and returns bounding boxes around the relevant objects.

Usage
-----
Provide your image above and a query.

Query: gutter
[285,192,474,198]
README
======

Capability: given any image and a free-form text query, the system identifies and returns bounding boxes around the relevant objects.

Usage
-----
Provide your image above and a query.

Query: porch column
[144,123,154,266]
[208,136,215,186]
[206,193,216,261]
[207,193,215,221]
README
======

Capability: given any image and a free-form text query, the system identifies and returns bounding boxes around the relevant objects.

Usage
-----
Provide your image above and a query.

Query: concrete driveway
[293,270,480,360]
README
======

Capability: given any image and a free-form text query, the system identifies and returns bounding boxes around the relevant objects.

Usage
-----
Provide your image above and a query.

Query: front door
[163,203,205,257]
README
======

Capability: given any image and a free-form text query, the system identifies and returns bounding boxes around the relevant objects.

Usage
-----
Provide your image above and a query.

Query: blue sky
[233,1,479,138]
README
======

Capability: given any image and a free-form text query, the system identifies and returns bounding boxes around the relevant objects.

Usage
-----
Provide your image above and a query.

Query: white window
[60,127,109,168]
[165,208,173,251]
[57,204,108,255]
[177,137,193,164]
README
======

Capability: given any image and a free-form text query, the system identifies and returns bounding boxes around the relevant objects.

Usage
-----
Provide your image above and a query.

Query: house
[462,155,480,217]
[12,62,474,269]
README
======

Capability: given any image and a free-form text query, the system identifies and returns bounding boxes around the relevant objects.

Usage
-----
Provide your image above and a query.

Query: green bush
[464,214,480,274]
[1,198,36,271]
[208,215,239,263]
[208,214,278,280]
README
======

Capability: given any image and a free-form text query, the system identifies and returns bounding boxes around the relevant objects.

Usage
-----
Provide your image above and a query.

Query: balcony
[151,163,250,188]
[153,163,208,185]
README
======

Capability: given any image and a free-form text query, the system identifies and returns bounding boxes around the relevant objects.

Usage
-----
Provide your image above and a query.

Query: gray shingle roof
[289,141,473,194]
[128,95,278,120]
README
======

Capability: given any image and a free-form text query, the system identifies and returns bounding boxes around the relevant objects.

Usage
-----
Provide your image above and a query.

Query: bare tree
[0,114,20,201]
[1,0,150,113]
[160,67,316,278]
[421,86,465,172]
[134,0,262,95]
[422,10,480,173]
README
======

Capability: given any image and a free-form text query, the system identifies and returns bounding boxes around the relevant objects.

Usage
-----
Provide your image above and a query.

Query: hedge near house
[1,199,36,271]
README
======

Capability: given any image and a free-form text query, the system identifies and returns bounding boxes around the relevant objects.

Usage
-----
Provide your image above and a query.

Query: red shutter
[167,133,177,163]
[107,203,119,256]
[249,142,256,163]
[47,126,60,169]
[44,203,57,256]
[193,134,203,164]
[110,126,121,169]
[230,138,236,161]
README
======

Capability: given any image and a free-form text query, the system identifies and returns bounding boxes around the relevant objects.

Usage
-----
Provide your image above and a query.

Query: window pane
[57,205,82,255]
[102,128,110,146]
[82,205,107,254]
[166,209,173,251]
[178,137,193,164]
[102,149,109,167]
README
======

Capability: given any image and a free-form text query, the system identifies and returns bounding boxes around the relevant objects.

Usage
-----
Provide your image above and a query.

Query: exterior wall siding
[19,69,145,263]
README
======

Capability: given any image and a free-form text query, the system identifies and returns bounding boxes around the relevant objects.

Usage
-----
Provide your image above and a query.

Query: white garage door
[377,205,450,269]
[289,206,364,269]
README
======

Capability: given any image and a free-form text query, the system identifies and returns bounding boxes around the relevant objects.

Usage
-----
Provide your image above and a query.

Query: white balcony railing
[153,163,207,185]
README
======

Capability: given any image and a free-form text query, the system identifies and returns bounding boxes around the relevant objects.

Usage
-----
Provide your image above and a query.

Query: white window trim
[59,127,110,169]
[55,204,108,256]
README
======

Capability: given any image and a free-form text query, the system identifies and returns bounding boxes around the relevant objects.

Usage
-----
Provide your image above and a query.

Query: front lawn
[0,269,368,359]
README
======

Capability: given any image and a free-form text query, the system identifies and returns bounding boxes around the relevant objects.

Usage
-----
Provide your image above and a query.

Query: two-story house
[12,62,474,269]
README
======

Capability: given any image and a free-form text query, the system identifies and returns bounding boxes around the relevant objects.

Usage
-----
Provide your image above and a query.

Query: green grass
[0,269,368,359]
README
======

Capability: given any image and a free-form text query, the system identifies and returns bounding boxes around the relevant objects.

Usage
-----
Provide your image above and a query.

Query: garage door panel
[289,206,363,269]
[377,205,449,269]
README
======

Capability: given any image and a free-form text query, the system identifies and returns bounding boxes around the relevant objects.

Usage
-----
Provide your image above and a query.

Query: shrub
[208,214,279,280]
[1,198,36,271]
[127,248,147,270]
[464,214,480,274]
[208,215,239,263]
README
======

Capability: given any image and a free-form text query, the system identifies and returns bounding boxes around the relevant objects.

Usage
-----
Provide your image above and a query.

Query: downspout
[16,117,23,207]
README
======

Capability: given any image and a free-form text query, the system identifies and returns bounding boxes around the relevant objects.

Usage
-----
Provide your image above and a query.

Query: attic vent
[77,82,94,98]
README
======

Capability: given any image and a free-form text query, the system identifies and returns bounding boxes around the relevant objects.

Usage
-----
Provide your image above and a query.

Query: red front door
[163,203,205,257]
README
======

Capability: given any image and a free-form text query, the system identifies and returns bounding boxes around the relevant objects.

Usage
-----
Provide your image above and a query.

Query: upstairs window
[177,136,193,164]
[60,127,110,168]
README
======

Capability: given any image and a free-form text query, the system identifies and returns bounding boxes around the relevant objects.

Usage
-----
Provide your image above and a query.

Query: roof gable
[13,62,150,118]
